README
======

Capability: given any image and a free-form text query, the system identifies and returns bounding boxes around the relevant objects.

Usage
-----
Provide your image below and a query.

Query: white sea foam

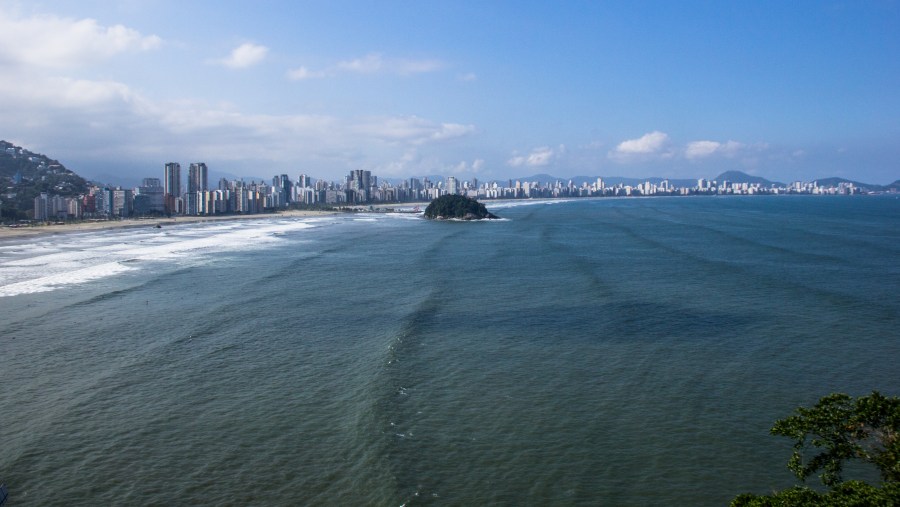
[385,212,424,221]
[0,261,136,297]
[0,218,319,297]
[485,198,576,210]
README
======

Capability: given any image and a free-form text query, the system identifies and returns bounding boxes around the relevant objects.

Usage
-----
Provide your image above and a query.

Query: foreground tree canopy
[732,391,900,506]
[423,194,498,220]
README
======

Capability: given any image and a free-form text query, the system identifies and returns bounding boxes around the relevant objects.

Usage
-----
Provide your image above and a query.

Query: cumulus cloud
[508,146,559,167]
[685,139,751,159]
[214,43,269,69]
[0,10,466,180]
[685,140,721,159]
[0,10,161,69]
[615,131,669,154]
[607,131,674,162]
[0,67,478,180]
[721,140,747,156]
[288,53,444,81]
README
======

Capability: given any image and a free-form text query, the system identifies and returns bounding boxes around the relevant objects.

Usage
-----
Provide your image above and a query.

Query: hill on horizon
[811,176,886,192]
[1,140,89,219]
[714,170,783,187]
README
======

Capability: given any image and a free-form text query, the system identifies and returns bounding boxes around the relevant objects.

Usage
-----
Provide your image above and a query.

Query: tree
[731,392,900,506]
[423,194,497,220]
[773,391,900,487]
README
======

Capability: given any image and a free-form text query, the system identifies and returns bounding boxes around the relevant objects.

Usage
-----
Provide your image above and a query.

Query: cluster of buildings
[32,163,865,222]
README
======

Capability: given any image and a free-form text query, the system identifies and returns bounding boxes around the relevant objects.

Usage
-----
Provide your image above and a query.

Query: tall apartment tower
[164,162,181,214]
[188,162,208,193]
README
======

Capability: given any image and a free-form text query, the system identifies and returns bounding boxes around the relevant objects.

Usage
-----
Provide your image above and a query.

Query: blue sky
[1,1,898,184]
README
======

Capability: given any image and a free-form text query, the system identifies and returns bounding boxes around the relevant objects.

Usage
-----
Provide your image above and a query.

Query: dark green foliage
[772,392,900,486]
[732,481,900,506]
[423,194,497,220]
[1,203,28,221]
[732,392,900,506]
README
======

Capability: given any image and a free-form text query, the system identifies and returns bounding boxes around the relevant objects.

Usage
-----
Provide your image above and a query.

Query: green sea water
[1,195,899,505]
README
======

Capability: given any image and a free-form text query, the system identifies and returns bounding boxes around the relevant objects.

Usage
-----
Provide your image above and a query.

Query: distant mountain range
[713,170,784,187]
[514,171,900,192]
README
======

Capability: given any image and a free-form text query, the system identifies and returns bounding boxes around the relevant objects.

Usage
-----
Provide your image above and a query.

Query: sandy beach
[0,210,338,240]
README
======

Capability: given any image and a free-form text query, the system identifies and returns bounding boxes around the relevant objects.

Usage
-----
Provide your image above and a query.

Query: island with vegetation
[423,194,499,220]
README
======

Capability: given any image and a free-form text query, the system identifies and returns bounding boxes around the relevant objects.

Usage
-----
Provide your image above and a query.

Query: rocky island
[423,194,499,220]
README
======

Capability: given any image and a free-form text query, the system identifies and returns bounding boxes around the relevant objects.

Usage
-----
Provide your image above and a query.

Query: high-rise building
[164,162,181,214]
[112,189,133,217]
[348,169,372,202]
[273,174,292,204]
[135,178,165,215]
[188,162,208,193]
[34,192,50,221]
[185,163,208,215]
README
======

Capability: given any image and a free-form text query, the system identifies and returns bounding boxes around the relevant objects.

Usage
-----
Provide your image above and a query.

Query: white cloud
[508,146,558,167]
[336,53,384,74]
[286,66,327,81]
[0,74,132,108]
[608,131,673,162]
[507,155,526,167]
[0,10,161,69]
[394,57,443,75]
[720,140,746,157]
[0,11,462,180]
[451,158,486,174]
[684,139,752,160]
[457,72,477,82]
[288,53,444,81]
[0,68,477,180]
[352,116,474,145]
[526,146,554,166]
[430,123,476,142]
[615,131,669,154]
[685,140,721,159]
[215,43,269,69]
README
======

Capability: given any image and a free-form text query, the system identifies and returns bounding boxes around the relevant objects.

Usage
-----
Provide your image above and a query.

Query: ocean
[1,195,898,505]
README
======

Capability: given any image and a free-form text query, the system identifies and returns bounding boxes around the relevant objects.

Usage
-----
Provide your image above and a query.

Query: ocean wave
[0,218,320,297]
[0,261,136,297]
[484,198,577,210]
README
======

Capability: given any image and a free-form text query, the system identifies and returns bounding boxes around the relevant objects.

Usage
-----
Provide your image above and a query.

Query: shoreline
[0,210,338,241]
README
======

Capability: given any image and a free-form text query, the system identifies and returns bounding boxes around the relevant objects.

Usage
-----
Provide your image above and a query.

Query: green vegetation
[733,481,900,506]
[732,392,900,505]
[423,194,498,220]
[1,140,89,219]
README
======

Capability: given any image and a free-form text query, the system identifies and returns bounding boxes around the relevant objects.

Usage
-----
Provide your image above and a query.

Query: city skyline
[30,163,875,224]
[1,1,898,185]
